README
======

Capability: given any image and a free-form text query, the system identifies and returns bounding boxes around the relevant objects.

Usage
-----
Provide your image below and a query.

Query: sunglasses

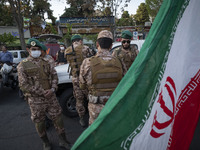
[122,40,131,44]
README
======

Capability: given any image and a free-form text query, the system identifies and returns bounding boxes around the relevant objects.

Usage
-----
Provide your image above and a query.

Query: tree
[146,0,163,22]
[7,0,26,50]
[62,0,131,18]
[116,11,134,26]
[0,1,14,26]
[31,0,56,25]
[63,0,96,17]
[134,3,150,25]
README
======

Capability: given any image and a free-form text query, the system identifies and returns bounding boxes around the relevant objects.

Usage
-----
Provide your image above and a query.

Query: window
[12,52,18,58]
[20,51,29,58]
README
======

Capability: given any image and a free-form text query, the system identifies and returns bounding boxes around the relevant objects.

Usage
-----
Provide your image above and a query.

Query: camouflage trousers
[88,102,105,125]
[72,77,87,118]
[27,93,65,137]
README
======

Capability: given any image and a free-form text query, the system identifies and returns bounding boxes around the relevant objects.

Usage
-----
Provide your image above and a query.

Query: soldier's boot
[58,133,72,150]
[79,116,86,127]
[35,121,51,150]
[41,135,51,150]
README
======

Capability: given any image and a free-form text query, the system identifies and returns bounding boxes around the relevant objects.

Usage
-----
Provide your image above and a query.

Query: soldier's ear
[96,41,99,48]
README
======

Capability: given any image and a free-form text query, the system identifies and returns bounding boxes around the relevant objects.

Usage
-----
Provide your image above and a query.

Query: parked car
[110,40,145,54]
[9,50,29,64]
[54,64,78,117]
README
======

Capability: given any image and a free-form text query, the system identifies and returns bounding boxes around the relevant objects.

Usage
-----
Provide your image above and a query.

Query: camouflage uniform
[112,30,139,71]
[79,30,126,125]
[18,38,71,150]
[65,41,91,118]
[17,56,64,136]
[112,46,139,70]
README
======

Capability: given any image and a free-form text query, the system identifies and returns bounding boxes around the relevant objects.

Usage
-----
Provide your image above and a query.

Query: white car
[54,64,78,117]
[9,50,29,64]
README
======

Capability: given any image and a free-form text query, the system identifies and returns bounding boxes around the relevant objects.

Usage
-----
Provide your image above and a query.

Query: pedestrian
[56,42,67,65]
[0,45,13,64]
[112,30,139,71]
[65,34,92,127]
[79,30,126,125]
[17,38,71,150]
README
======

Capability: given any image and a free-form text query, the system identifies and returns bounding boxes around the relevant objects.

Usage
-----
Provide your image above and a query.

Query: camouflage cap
[97,30,113,40]
[40,44,47,51]
[121,30,133,39]
[71,34,82,41]
[27,38,42,48]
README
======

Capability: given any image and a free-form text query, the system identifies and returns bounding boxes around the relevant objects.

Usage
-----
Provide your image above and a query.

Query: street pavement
[0,87,87,150]
[0,87,199,150]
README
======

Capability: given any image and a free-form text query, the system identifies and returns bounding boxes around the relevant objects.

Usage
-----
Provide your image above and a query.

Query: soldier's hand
[44,89,53,98]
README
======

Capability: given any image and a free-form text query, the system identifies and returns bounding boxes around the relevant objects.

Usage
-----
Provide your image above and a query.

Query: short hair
[97,38,112,49]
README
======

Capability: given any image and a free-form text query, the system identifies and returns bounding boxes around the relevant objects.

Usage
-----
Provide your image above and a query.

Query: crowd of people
[1,29,139,150]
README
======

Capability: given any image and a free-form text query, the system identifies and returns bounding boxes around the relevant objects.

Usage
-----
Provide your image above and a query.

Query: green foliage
[0,33,17,45]
[47,23,58,34]
[116,11,134,26]
[134,3,150,25]
[83,34,98,44]
[64,0,95,17]
[0,2,14,26]
[146,0,163,21]
[59,24,72,46]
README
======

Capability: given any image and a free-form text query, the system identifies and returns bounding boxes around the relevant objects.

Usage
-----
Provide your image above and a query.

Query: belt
[88,94,109,105]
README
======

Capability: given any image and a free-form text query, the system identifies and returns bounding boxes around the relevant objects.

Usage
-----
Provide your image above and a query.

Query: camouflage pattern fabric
[79,49,127,125]
[65,42,92,118]
[88,103,104,125]
[79,49,127,92]
[72,76,86,117]
[43,54,55,68]
[17,56,65,135]
[112,46,139,71]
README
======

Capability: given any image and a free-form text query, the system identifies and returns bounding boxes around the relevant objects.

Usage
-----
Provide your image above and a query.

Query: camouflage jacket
[112,46,139,70]
[17,56,58,97]
[79,49,127,95]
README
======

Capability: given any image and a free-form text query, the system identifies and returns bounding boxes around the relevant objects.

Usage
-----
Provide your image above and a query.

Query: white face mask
[31,50,41,58]
[60,47,65,50]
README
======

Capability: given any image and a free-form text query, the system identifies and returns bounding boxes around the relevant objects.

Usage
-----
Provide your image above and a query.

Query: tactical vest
[89,56,123,96]
[58,51,67,63]
[116,47,137,70]
[66,45,84,77]
[22,59,51,90]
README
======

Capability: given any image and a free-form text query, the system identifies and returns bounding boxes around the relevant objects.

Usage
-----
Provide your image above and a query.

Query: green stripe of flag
[72,0,188,149]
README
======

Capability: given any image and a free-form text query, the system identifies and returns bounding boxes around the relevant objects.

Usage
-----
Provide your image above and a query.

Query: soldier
[17,38,71,150]
[65,34,92,127]
[112,30,139,71]
[56,42,67,65]
[79,30,126,125]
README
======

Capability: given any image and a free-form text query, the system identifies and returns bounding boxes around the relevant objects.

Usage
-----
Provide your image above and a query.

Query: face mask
[60,47,65,50]
[31,50,41,58]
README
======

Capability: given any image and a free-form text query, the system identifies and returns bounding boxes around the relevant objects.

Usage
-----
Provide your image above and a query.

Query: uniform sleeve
[17,62,45,97]
[48,60,58,90]
[79,59,90,90]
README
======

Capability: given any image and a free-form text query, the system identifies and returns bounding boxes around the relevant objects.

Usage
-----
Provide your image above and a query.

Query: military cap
[40,44,47,51]
[27,38,42,48]
[121,30,133,39]
[71,34,82,41]
[97,30,113,40]
[59,42,65,46]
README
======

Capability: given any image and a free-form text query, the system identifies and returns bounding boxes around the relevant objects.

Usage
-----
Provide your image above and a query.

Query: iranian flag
[72,0,200,150]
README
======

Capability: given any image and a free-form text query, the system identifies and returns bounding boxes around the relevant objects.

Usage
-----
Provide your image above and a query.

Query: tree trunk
[8,0,26,50]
